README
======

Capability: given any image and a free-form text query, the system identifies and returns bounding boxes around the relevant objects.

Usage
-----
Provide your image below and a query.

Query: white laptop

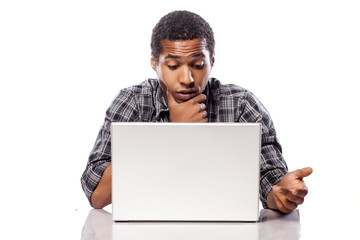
[111,123,261,222]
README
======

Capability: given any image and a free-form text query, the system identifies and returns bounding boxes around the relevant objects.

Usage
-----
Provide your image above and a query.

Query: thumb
[293,167,313,179]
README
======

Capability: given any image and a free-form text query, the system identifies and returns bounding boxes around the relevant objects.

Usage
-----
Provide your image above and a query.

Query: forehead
[160,39,209,58]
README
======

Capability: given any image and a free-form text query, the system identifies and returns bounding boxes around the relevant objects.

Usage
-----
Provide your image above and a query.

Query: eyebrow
[165,53,205,59]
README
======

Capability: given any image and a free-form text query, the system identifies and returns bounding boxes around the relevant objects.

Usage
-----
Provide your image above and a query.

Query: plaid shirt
[81,78,288,208]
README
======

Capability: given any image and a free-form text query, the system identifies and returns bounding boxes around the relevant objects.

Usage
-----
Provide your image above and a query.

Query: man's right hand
[167,90,208,122]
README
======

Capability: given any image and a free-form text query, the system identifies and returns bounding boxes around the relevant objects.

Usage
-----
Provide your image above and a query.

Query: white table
[81,209,301,240]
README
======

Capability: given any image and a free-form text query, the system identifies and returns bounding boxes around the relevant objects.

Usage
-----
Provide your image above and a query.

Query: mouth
[175,90,198,101]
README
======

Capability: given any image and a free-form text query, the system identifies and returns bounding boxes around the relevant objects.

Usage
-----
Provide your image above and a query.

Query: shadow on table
[81,209,300,240]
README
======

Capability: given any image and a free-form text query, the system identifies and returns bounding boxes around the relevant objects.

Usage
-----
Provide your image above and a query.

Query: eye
[168,65,179,70]
[192,62,205,70]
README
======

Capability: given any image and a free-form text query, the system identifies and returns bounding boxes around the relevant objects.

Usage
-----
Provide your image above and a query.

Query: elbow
[92,202,106,209]
[91,192,102,209]
[90,190,111,209]
[91,192,105,209]
[90,163,112,209]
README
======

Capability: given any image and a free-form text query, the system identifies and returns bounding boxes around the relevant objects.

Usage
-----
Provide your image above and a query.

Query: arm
[81,87,140,208]
[238,91,289,209]
[80,124,112,208]
[238,91,313,212]
[91,163,112,209]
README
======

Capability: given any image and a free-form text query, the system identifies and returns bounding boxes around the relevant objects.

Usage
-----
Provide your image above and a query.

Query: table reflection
[81,209,112,240]
[81,209,300,240]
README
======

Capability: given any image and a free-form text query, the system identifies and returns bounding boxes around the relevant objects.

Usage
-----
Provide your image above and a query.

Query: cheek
[158,66,177,88]
[194,68,211,89]
[155,65,163,79]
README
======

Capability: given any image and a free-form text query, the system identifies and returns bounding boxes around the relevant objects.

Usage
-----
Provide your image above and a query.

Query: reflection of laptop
[111,123,261,222]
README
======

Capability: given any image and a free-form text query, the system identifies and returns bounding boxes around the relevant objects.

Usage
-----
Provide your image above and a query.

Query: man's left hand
[267,167,313,213]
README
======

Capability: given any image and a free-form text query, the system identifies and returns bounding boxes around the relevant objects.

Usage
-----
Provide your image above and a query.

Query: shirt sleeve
[80,89,140,206]
[239,91,288,209]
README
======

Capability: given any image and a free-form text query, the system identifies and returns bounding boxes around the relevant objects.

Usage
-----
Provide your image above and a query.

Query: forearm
[259,143,288,208]
[91,163,112,209]
[260,165,287,208]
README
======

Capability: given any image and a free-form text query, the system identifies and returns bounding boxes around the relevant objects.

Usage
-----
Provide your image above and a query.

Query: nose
[179,66,194,87]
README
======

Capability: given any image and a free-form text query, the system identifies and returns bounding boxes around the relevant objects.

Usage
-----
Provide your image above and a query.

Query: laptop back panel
[112,123,260,221]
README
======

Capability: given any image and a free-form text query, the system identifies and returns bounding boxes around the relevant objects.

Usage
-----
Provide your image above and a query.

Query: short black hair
[151,10,215,63]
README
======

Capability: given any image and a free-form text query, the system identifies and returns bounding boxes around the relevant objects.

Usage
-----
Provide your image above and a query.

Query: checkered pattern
[81,78,288,208]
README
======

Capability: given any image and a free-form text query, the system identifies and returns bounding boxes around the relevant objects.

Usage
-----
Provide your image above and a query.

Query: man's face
[151,38,214,103]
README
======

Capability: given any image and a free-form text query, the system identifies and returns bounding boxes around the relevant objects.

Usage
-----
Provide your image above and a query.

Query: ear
[210,55,215,68]
[150,55,156,71]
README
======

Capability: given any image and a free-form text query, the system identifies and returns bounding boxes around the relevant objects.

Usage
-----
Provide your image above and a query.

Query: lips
[175,90,198,101]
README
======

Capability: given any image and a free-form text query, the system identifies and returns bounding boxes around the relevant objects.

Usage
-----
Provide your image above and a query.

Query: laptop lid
[111,123,261,221]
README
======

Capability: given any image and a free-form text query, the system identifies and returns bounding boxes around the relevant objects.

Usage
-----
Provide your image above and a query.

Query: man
[81,10,312,213]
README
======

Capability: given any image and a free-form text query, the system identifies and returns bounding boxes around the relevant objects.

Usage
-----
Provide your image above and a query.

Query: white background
[1,0,359,239]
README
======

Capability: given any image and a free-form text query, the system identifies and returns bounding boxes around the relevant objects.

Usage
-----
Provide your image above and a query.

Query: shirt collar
[207,78,220,104]
[154,83,169,120]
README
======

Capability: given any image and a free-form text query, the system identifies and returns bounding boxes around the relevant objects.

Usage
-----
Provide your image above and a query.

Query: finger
[273,191,293,213]
[195,110,208,122]
[286,193,304,205]
[283,199,298,211]
[274,189,298,211]
[293,187,308,198]
[199,103,206,112]
[203,110,208,118]
[274,186,304,205]
[293,167,313,179]
[191,94,207,104]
